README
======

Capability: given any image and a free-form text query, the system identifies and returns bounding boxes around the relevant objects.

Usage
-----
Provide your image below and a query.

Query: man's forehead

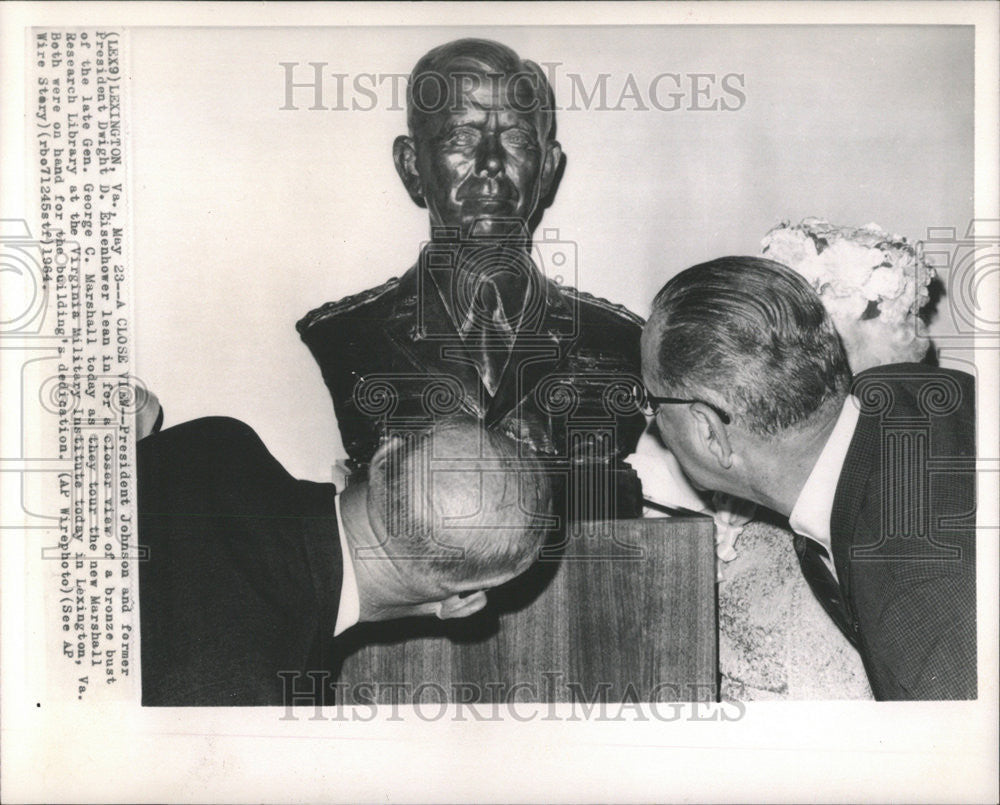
[451,69,536,99]
[413,69,544,123]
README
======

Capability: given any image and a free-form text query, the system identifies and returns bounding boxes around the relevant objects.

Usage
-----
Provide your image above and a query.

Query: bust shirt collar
[421,244,546,337]
[333,491,360,636]
[789,395,861,582]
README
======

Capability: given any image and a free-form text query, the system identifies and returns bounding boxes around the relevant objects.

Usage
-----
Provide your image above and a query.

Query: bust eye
[501,129,535,149]
[445,127,481,148]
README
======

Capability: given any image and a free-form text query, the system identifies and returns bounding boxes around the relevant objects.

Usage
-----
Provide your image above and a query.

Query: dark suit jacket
[795,364,976,700]
[138,417,342,706]
[297,252,647,520]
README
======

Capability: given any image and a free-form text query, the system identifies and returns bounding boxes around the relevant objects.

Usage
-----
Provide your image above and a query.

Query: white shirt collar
[788,395,861,581]
[333,491,360,636]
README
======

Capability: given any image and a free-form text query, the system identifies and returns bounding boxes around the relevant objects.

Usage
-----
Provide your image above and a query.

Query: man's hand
[711,491,756,563]
[135,387,162,440]
[625,427,757,575]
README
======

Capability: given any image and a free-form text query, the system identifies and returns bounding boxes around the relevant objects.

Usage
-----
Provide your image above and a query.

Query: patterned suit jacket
[296,252,647,522]
[795,364,976,700]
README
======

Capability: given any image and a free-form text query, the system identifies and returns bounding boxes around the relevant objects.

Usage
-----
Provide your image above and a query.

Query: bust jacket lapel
[382,263,489,419]
[483,279,579,426]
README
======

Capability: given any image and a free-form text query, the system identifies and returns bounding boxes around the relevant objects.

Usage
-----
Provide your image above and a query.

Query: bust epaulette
[556,285,645,327]
[296,276,401,334]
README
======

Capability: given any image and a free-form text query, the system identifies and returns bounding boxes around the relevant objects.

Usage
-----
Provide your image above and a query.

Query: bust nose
[476,133,504,177]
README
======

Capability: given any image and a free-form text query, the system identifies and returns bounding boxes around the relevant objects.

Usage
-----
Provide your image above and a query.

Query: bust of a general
[298,39,646,520]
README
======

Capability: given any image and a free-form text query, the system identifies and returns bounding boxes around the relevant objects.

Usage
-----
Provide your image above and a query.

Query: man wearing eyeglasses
[640,255,977,700]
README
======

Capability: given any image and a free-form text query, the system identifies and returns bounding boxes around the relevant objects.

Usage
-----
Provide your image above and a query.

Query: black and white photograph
[1,2,997,803]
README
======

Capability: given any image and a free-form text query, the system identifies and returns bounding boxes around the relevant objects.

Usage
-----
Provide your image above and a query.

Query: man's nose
[475,133,504,177]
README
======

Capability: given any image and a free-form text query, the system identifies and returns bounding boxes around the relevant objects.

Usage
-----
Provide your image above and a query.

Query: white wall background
[131,25,973,480]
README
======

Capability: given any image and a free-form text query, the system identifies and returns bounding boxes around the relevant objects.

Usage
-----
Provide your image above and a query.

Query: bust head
[340,414,553,622]
[393,38,563,241]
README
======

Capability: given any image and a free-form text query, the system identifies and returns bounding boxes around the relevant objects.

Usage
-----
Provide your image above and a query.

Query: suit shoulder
[555,285,645,329]
[296,276,402,335]
[852,363,976,427]
[141,416,260,454]
[853,363,975,396]
[854,362,973,380]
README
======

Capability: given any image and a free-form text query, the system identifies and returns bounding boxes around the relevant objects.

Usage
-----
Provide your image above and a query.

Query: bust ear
[539,140,563,199]
[437,590,488,620]
[392,135,425,207]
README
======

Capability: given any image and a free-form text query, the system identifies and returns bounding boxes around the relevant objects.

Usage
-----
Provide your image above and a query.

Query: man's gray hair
[406,38,556,143]
[642,256,852,436]
[367,415,553,582]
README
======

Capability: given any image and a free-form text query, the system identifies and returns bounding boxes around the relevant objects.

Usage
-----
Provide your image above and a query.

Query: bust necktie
[469,278,515,396]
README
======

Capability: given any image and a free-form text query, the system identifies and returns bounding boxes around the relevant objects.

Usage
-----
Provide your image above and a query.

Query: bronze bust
[297,39,646,521]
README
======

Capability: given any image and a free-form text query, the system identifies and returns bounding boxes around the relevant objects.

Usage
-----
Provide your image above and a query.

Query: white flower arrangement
[761,218,936,372]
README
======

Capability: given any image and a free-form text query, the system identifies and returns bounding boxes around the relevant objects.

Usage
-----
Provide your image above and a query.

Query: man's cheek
[442,159,472,190]
[509,154,538,183]
[657,434,701,488]
[687,473,709,492]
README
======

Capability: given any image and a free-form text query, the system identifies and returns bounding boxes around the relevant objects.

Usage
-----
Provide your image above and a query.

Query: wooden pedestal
[336,516,717,703]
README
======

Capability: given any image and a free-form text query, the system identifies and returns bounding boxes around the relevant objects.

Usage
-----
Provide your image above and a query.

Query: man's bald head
[367,415,553,587]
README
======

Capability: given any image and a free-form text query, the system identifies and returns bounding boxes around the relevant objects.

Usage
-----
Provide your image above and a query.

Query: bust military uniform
[297,251,646,521]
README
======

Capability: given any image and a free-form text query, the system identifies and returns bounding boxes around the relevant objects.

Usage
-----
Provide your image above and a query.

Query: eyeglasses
[631,383,732,424]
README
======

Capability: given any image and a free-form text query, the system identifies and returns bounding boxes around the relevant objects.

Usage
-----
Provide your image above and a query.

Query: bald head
[367,415,553,587]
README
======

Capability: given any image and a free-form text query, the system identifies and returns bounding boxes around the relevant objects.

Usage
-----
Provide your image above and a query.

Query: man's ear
[539,140,563,199]
[437,590,488,620]
[369,432,407,477]
[392,135,425,207]
[691,404,733,470]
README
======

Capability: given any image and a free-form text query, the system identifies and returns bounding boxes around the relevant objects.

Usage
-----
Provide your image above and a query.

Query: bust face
[410,70,557,240]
